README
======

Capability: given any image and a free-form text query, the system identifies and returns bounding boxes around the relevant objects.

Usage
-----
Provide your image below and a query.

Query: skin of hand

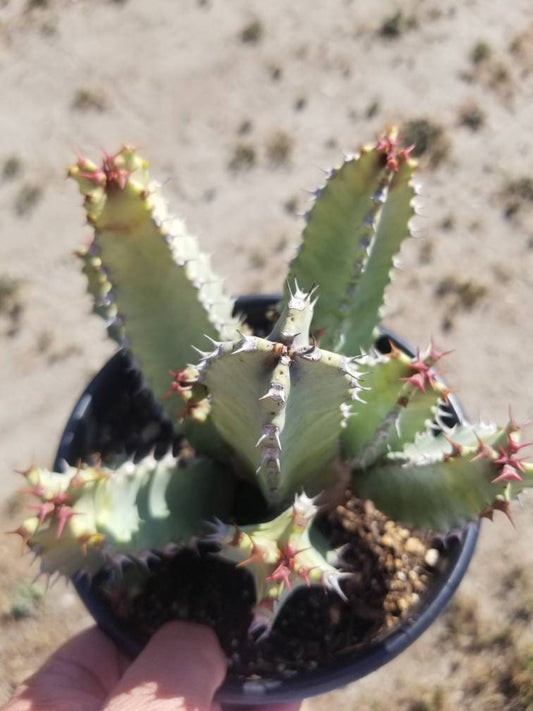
[1,621,301,711]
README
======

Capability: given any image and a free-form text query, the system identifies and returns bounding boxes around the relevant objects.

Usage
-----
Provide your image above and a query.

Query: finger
[1,626,129,711]
[103,621,226,711]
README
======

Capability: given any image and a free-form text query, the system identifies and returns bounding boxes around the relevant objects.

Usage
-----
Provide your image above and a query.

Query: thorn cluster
[375,128,414,172]
[212,494,349,628]
[399,342,451,402]
[75,149,132,190]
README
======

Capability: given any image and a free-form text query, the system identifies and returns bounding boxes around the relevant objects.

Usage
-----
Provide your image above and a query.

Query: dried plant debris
[467,43,514,99]
[509,28,533,73]
[2,156,22,181]
[502,176,533,219]
[401,119,450,168]
[239,19,263,44]
[366,99,380,119]
[275,235,288,252]
[265,131,293,167]
[25,0,48,9]
[378,10,417,39]
[14,184,42,217]
[418,239,434,265]
[283,194,300,215]
[228,143,256,172]
[458,102,486,131]
[71,87,109,113]
[0,275,24,336]
[47,343,83,364]
[439,215,455,231]
[268,64,282,81]
[248,250,266,270]
[6,583,44,621]
[435,275,487,331]
[237,119,253,136]
[35,329,53,354]
[470,40,492,65]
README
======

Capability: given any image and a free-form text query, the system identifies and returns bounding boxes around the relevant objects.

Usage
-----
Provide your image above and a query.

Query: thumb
[103,621,226,711]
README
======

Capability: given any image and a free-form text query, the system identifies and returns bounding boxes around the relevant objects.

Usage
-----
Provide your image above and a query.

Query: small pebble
[405,536,426,556]
[424,548,440,568]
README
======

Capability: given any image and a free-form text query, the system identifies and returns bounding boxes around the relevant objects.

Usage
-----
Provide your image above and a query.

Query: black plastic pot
[54,295,479,706]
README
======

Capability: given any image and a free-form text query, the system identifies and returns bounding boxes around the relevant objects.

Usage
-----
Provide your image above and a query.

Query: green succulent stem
[69,148,240,424]
[194,284,362,506]
[12,454,234,578]
[354,422,532,530]
[284,128,417,353]
[210,493,348,628]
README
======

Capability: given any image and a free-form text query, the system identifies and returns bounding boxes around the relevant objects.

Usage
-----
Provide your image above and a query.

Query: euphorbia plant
[11,129,533,632]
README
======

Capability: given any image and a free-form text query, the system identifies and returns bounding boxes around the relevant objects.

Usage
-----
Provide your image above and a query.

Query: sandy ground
[2,0,533,707]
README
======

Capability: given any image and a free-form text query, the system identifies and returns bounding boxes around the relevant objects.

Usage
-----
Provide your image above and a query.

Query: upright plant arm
[284,129,416,353]
[70,148,240,423]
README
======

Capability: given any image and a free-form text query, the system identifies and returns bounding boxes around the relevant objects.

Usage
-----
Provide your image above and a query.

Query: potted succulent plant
[10,129,533,705]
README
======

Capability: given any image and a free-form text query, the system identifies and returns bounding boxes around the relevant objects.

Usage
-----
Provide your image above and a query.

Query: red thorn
[163,368,198,400]
[495,447,528,473]
[443,435,462,459]
[471,435,494,462]
[299,567,311,586]
[479,507,494,522]
[5,526,32,549]
[387,339,403,359]
[77,169,107,186]
[18,485,45,499]
[236,550,265,568]
[14,462,37,479]
[235,533,267,569]
[408,349,429,373]
[493,498,515,527]
[437,385,453,405]
[55,506,77,539]
[399,145,415,160]
[267,563,292,591]
[51,491,73,506]
[400,372,427,393]
[28,501,55,525]
[427,338,453,363]
[507,433,533,455]
[506,407,532,434]
[492,464,523,484]
[69,470,86,490]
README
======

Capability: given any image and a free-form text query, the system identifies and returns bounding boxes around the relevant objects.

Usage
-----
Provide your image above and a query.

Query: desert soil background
[2,0,533,708]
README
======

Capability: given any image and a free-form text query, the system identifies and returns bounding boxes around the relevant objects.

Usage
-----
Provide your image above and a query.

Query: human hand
[1,620,301,711]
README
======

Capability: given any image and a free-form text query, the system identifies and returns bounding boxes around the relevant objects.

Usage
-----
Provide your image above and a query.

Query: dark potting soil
[69,352,442,680]
[93,496,436,680]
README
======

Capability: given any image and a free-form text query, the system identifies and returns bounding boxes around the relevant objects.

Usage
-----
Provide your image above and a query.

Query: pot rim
[55,294,479,705]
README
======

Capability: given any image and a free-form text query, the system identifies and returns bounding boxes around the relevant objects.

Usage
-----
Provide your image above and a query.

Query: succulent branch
[70,148,240,423]
[354,420,533,530]
[191,283,362,505]
[11,453,234,578]
[208,493,348,629]
[9,131,533,638]
[284,128,416,353]
[342,341,451,469]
